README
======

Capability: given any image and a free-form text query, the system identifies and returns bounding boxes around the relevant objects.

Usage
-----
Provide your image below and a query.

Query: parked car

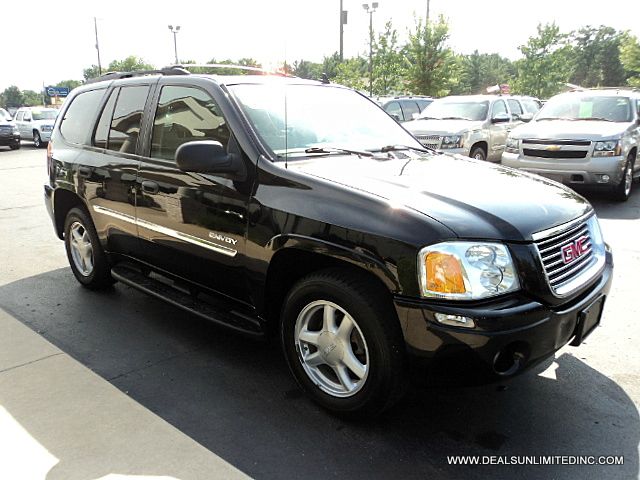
[502,88,640,201]
[44,67,612,416]
[0,108,12,121]
[379,96,433,122]
[0,117,20,150]
[404,95,524,161]
[14,107,59,147]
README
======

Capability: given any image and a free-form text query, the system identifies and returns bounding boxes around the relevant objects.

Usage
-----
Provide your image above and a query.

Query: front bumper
[394,250,613,379]
[501,152,626,187]
[39,130,52,142]
[0,133,20,146]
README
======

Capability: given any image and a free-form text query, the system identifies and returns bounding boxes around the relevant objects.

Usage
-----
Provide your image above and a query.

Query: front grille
[522,139,591,146]
[523,149,588,159]
[534,219,595,294]
[415,134,440,149]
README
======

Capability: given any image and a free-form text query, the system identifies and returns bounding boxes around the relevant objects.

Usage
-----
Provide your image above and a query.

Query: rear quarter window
[59,89,106,144]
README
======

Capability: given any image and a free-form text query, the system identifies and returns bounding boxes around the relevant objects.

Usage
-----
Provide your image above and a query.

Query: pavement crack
[107,346,206,382]
[0,204,41,211]
[0,352,63,375]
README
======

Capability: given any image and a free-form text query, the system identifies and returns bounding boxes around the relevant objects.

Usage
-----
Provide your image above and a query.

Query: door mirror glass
[519,112,534,123]
[491,112,511,124]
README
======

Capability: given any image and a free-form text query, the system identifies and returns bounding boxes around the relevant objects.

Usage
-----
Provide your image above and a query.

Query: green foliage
[56,80,83,91]
[107,56,155,73]
[203,58,263,75]
[22,90,42,106]
[371,21,406,95]
[292,59,323,80]
[405,15,457,96]
[334,57,368,91]
[620,33,640,87]
[512,23,573,99]
[570,26,626,87]
[0,86,23,109]
[453,51,516,95]
[83,65,101,81]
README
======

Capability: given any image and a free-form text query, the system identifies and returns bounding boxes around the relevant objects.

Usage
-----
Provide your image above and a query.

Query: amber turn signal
[425,252,467,294]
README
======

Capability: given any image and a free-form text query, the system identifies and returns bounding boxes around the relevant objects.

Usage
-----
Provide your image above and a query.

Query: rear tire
[64,207,114,289]
[280,268,406,417]
[611,155,634,202]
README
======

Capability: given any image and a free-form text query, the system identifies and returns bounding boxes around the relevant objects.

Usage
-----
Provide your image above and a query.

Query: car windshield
[229,84,424,158]
[32,109,58,121]
[537,95,632,122]
[419,99,489,121]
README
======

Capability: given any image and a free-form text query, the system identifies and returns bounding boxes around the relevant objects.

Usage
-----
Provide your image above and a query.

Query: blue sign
[45,86,70,97]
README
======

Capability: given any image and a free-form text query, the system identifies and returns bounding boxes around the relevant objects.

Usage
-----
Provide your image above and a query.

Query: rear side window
[507,99,523,116]
[384,101,403,120]
[93,89,118,149]
[150,85,230,161]
[108,85,150,154]
[401,101,420,119]
[59,89,105,144]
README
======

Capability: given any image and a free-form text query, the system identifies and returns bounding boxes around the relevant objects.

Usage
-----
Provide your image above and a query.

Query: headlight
[418,242,520,300]
[12,127,19,134]
[439,134,463,149]
[593,140,621,157]
[505,137,520,153]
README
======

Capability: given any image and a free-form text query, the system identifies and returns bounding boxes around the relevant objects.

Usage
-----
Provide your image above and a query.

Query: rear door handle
[141,180,159,194]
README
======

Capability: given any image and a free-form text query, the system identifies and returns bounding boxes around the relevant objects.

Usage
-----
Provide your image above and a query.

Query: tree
[291,59,323,80]
[56,80,83,91]
[107,56,155,73]
[512,23,573,98]
[570,26,626,87]
[371,21,406,95]
[0,86,23,109]
[620,33,640,87]
[405,15,457,96]
[83,65,101,81]
[334,57,368,91]
[22,90,42,106]
[453,51,516,95]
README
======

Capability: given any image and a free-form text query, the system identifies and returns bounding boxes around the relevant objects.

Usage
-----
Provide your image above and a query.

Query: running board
[111,265,265,338]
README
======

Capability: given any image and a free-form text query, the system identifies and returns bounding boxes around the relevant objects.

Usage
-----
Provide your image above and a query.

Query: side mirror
[25,117,32,122]
[412,112,421,120]
[391,113,402,122]
[491,112,511,124]
[175,140,246,180]
[519,113,534,123]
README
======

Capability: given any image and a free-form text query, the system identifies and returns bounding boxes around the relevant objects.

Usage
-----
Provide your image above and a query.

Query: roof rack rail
[169,63,294,77]
[86,66,190,84]
[586,86,639,91]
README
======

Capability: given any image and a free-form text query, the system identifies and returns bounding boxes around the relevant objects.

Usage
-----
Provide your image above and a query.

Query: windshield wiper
[304,146,373,157]
[379,144,436,154]
[579,117,614,122]
[440,116,472,121]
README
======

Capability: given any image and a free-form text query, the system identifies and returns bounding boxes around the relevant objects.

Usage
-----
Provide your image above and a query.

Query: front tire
[281,268,405,416]
[64,207,114,289]
[33,131,42,148]
[9,142,20,150]
[611,156,634,202]
[470,146,487,161]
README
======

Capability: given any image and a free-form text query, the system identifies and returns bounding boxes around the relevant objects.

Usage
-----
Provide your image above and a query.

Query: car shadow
[576,184,640,220]
[0,268,637,480]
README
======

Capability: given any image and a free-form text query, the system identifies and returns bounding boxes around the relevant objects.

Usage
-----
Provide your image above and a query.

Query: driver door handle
[141,180,159,194]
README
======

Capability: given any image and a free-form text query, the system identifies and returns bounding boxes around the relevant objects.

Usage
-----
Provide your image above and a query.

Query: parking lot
[1,144,638,479]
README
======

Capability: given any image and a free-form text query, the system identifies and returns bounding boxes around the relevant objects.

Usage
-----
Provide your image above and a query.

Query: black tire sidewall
[281,271,404,416]
[33,132,41,148]
[612,156,634,202]
[470,146,486,161]
[63,207,112,288]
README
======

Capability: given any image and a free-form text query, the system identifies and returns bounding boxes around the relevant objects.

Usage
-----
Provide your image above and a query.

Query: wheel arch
[52,188,89,239]
[470,141,488,157]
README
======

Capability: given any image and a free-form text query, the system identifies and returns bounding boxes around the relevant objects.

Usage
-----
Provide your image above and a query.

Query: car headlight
[439,134,463,149]
[418,242,520,300]
[12,127,19,134]
[593,140,621,157]
[505,137,520,153]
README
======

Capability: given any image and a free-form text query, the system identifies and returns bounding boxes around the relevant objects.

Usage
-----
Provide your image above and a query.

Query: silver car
[502,89,640,201]
[14,107,59,148]
[404,95,527,162]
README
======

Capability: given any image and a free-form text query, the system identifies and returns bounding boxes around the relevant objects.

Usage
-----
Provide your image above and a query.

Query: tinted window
[150,86,230,161]
[416,99,433,111]
[108,85,150,154]
[59,89,105,144]
[492,100,507,117]
[401,101,420,120]
[384,101,403,120]
[93,89,117,149]
[16,112,24,121]
[507,99,523,116]
[522,99,541,114]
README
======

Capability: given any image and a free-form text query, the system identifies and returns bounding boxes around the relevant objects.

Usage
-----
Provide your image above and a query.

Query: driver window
[492,100,507,118]
[151,85,230,161]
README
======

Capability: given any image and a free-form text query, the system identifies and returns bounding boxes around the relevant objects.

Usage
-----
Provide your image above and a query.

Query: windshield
[419,99,489,121]
[32,109,58,121]
[537,95,632,122]
[229,84,424,158]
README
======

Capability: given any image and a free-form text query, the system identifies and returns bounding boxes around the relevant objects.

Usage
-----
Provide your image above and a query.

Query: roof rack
[170,63,294,77]
[566,84,640,92]
[86,66,190,83]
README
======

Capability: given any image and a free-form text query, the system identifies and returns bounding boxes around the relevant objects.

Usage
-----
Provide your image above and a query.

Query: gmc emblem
[561,235,590,264]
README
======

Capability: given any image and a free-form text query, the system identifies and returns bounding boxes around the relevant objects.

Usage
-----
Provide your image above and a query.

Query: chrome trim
[531,211,594,241]
[92,205,237,257]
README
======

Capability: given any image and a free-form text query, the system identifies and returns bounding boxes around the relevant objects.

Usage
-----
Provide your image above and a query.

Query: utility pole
[339,0,348,61]
[426,0,430,23]
[94,17,102,75]
[362,3,378,97]
[168,25,181,64]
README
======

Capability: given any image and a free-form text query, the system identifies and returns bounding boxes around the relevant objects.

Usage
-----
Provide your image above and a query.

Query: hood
[511,119,630,140]
[287,153,592,242]
[404,119,485,136]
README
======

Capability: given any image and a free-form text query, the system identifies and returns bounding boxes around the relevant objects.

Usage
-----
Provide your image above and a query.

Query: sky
[1,0,639,92]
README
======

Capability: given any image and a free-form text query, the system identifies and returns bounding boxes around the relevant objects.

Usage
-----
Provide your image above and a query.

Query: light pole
[168,25,180,64]
[339,0,348,61]
[94,17,102,75]
[362,3,378,97]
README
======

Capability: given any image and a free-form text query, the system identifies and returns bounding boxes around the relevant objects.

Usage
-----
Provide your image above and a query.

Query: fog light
[599,174,610,183]
[434,313,475,328]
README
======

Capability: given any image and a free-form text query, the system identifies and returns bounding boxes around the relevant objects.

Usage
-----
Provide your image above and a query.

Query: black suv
[44,66,613,416]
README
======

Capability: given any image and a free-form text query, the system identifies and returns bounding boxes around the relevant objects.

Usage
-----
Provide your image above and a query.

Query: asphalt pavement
[1,144,638,480]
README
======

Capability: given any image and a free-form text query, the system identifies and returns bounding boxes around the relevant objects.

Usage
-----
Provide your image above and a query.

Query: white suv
[14,107,59,148]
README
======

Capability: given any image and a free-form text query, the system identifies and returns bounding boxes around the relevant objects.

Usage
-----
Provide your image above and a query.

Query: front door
[488,99,511,161]
[135,83,252,304]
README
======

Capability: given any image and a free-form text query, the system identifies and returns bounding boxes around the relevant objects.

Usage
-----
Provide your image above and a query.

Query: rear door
[135,79,252,304]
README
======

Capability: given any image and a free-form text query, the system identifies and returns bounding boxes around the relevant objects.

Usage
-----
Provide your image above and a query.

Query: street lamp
[362,2,378,96]
[168,25,181,64]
